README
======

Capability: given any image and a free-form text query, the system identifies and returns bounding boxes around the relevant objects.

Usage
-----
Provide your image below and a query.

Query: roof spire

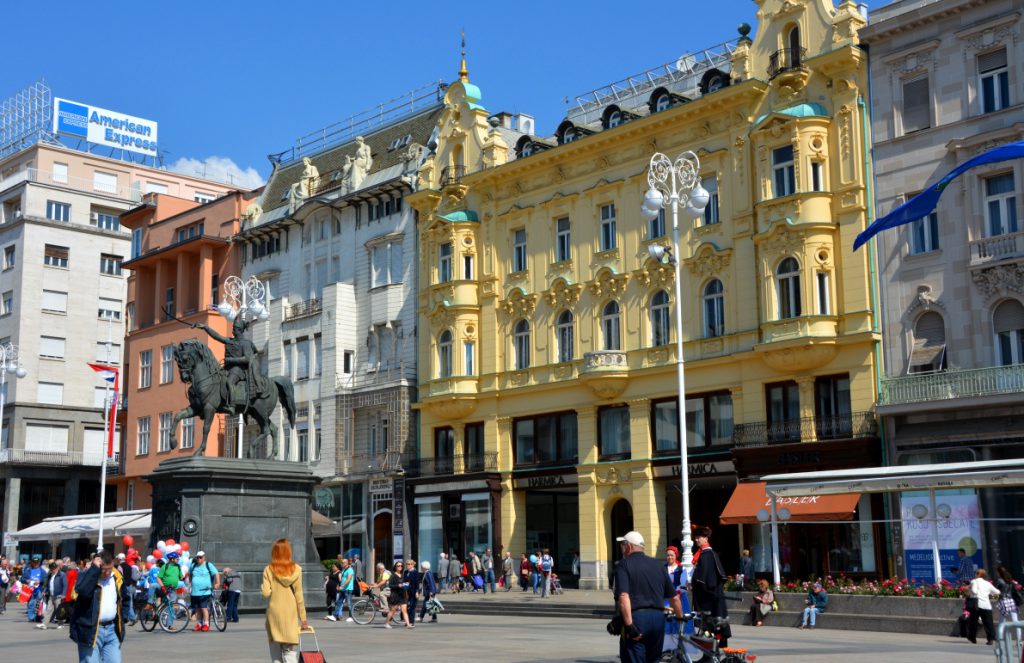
[459,30,469,83]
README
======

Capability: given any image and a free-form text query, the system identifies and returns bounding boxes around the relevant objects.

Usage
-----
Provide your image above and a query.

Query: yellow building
[408,0,880,589]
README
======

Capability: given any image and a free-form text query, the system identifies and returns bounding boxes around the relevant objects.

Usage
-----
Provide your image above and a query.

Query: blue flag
[854,140,1024,250]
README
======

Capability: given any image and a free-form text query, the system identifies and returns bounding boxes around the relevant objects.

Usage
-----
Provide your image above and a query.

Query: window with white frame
[158,412,173,452]
[909,311,946,374]
[2,290,12,315]
[44,244,69,267]
[776,257,801,319]
[772,146,795,197]
[979,48,1009,114]
[985,173,1018,236]
[100,253,122,276]
[131,228,142,259]
[145,182,168,194]
[139,350,152,388]
[283,341,293,378]
[46,200,70,222]
[181,417,195,449]
[298,427,309,462]
[995,299,1024,366]
[601,301,621,351]
[555,217,571,262]
[909,196,940,254]
[817,271,831,315]
[2,245,13,270]
[39,336,65,359]
[513,228,527,272]
[901,76,930,134]
[95,342,120,364]
[37,381,63,404]
[438,330,453,378]
[463,254,473,280]
[52,162,68,184]
[371,240,403,287]
[650,290,671,345]
[41,290,68,313]
[649,208,666,240]
[98,298,121,321]
[438,242,453,283]
[464,341,475,376]
[702,175,720,225]
[126,481,135,509]
[161,345,174,384]
[513,320,530,370]
[137,416,150,455]
[556,311,574,363]
[314,334,322,377]
[93,171,117,194]
[600,204,617,251]
[703,280,724,338]
[607,110,622,128]
[92,209,119,231]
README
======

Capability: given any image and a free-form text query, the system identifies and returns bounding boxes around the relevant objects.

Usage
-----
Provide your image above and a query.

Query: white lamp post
[0,342,27,452]
[640,151,709,570]
[215,275,269,458]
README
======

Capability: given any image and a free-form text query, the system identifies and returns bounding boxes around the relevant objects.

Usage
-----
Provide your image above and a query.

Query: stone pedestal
[147,457,323,611]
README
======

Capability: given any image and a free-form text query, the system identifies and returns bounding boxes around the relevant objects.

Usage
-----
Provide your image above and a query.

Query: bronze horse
[171,339,296,458]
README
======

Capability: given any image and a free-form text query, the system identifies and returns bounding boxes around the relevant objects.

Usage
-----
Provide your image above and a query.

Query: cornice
[859,0,991,43]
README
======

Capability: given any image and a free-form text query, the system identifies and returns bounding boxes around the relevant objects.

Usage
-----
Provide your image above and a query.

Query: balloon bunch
[149,538,192,574]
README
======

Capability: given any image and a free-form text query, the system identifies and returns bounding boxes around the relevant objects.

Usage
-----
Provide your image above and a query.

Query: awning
[311,510,338,538]
[10,509,151,543]
[719,481,860,525]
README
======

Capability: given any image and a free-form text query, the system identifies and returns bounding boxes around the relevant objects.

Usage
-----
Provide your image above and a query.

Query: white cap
[616,531,645,547]
[196,551,206,557]
[116,553,126,560]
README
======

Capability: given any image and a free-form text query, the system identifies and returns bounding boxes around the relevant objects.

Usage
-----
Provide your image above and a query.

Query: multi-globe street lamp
[640,151,710,570]
[0,342,27,453]
[215,275,269,458]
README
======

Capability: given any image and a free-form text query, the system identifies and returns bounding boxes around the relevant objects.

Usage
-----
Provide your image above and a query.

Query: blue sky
[4,0,763,186]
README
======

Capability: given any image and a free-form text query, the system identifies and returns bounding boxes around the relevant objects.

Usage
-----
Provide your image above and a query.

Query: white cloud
[168,155,265,189]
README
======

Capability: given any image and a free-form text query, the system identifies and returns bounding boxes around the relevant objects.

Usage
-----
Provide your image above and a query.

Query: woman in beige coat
[261,538,310,663]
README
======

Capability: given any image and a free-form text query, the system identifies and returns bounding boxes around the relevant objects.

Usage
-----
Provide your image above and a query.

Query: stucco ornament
[588,270,630,298]
[241,203,263,228]
[499,289,538,319]
[685,246,733,279]
[634,259,675,289]
[972,264,1024,298]
[544,279,584,308]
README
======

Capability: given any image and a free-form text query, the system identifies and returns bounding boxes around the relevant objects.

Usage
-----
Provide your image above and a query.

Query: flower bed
[726,575,968,599]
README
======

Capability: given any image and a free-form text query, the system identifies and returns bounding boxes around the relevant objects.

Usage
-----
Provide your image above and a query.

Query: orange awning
[719,481,861,525]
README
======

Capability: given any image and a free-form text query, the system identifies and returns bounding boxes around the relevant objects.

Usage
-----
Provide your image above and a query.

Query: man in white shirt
[70,550,127,663]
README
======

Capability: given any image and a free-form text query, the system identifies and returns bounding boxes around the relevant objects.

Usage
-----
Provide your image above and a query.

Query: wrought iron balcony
[879,364,1024,407]
[970,231,1024,266]
[732,411,877,447]
[285,298,321,320]
[402,452,497,477]
[105,453,123,475]
[768,47,806,79]
[338,452,403,476]
[440,165,465,187]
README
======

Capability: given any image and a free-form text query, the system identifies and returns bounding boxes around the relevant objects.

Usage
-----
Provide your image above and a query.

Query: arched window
[650,291,671,346]
[563,129,576,144]
[994,299,1024,366]
[608,110,622,128]
[703,280,725,338]
[556,311,574,363]
[438,330,453,378]
[513,320,531,370]
[788,25,801,67]
[521,142,533,157]
[602,301,621,351]
[776,258,801,319]
[655,93,672,112]
[909,311,946,373]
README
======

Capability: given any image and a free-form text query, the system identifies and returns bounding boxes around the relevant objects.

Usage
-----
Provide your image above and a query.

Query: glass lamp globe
[258,309,270,322]
[15,367,27,378]
[640,204,660,221]
[642,187,664,211]
[217,301,234,318]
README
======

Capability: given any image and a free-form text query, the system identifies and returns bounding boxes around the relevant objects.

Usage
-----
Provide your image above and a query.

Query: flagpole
[97,317,112,552]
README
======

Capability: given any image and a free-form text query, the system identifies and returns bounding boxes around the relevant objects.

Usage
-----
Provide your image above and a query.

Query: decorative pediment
[499,288,538,319]
[543,279,584,308]
[634,258,676,289]
[588,269,629,298]
[972,264,1024,299]
[683,245,733,279]
[905,284,946,319]
[425,302,456,329]
[756,221,805,258]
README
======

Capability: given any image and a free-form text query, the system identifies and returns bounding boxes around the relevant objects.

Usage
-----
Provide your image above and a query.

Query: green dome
[439,210,479,223]
[755,103,830,126]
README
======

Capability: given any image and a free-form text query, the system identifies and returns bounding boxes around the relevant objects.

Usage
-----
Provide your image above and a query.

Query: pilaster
[576,406,598,465]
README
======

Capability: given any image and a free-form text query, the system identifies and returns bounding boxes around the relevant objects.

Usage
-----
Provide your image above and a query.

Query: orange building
[114,190,256,508]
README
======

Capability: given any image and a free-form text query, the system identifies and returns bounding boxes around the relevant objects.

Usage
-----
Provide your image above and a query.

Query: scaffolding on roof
[0,80,55,159]
[566,39,736,125]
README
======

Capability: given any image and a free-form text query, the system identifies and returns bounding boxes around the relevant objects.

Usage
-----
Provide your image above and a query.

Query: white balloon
[146,555,155,563]
[157,540,167,551]
[172,544,182,553]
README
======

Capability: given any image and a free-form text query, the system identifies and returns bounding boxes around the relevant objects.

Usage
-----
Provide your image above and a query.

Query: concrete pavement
[0,610,1001,662]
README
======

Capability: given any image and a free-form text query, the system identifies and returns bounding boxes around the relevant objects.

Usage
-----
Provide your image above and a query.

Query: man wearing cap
[613,530,683,663]
[189,551,220,632]
[21,555,46,623]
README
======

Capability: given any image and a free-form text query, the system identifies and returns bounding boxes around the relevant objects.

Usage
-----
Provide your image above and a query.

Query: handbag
[299,628,326,663]
[771,600,779,612]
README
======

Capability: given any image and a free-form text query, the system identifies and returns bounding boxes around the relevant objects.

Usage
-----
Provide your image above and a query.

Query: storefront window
[464,496,491,557]
[653,400,679,453]
[598,405,630,458]
[341,482,366,559]
[417,501,443,570]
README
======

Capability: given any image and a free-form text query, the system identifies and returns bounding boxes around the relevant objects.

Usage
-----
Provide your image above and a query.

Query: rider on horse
[192,316,260,408]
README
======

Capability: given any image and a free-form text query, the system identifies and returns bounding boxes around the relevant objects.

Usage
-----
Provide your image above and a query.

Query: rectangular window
[766,381,800,443]
[649,208,666,240]
[702,175,720,225]
[98,298,121,321]
[514,412,577,465]
[93,171,117,194]
[985,173,1018,236]
[1,291,12,316]
[772,145,795,197]
[438,242,453,283]
[194,192,216,204]
[37,381,64,405]
[137,416,150,455]
[652,399,680,453]
[979,48,1009,114]
[296,338,310,380]
[513,228,527,272]
[210,273,219,308]
[662,393,734,449]
[464,341,475,376]
[343,350,354,375]
[283,341,292,379]
[463,254,473,280]
[100,254,123,276]
[161,345,174,384]
[181,417,195,449]
[600,203,617,251]
[815,374,852,439]
[901,77,930,134]
[910,206,940,254]
[131,228,142,259]
[44,244,69,268]
[817,272,831,315]
[598,405,630,458]
[158,412,173,452]
[435,427,455,460]
[313,335,322,377]
[46,200,70,222]
[41,290,68,313]
[52,162,68,184]
[39,336,65,359]
[298,428,309,463]
[139,350,152,388]
[556,217,571,261]
[145,182,168,194]
[164,287,174,320]
[810,161,824,192]
[92,210,119,231]
[25,424,69,452]
[95,342,120,364]
[3,245,15,270]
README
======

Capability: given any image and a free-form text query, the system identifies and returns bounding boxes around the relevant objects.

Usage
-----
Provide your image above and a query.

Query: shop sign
[393,477,405,536]
[900,493,982,584]
[53,97,159,157]
[653,461,734,478]
[513,474,579,489]
[370,478,392,495]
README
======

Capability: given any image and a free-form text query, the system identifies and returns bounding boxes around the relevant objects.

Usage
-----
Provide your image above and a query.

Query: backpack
[541,556,552,573]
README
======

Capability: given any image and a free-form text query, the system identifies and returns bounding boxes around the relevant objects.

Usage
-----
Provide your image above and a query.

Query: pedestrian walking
[38,561,67,630]
[540,548,554,598]
[966,568,1000,645]
[261,539,309,663]
[481,548,495,593]
[519,553,530,592]
[448,553,460,593]
[328,558,355,622]
[21,555,45,623]
[501,552,513,592]
[384,561,413,629]
[404,558,420,624]
[738,549,755,589]
[437,552,450,593]
[324,563,340,613]
[690,526,730,646]
[418,561,438,623]
[468,552,482,592]
[749,578,774,627]
[223,567,242,623]
[70,550,129,663]
[612,530,683,663]
[188,551,220,632]
[353,554,364,595]
[0,555,9,614]
[799,582,828,629]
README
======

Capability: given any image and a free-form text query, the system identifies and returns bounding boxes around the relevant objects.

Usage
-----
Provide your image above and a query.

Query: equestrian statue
[169,314,296,458]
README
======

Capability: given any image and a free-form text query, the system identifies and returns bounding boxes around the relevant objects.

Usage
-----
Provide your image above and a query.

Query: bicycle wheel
[351,599,375,625]
[159,601,190,633]
[139,604,158,632]
[212,600,227,632]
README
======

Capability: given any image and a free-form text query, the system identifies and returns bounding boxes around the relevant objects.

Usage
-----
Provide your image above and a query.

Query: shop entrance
[373,511,393,566]
[524,491,579,582]
[609,499,634,583]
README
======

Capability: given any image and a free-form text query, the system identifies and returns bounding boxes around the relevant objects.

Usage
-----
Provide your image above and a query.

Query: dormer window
[563,129,576,144]
[655,94,672,112]
[608,110,622,128]
[521,142,534,157]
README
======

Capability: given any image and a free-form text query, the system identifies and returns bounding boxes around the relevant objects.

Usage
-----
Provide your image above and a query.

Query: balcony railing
[732,411,877,447]
[285,298,321,320]
[768,47,806,78]
[106,453,122,475]
[403,452,497,477]
[440,165,465,187]
[879,364,1024,406]
[970,231,1024,266]
[338,452,403,476]
[0,449,104,466]
[581,351,628,373]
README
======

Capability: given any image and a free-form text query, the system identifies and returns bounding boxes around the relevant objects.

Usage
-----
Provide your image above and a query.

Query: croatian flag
[87,363,120,457]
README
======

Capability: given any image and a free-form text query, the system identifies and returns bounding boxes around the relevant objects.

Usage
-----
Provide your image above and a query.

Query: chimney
[492,112,514,129]
[515,113,535,136]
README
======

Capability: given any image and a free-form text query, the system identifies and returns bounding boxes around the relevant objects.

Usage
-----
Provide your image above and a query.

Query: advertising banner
[53,97,158,157]
[900,493,982,584]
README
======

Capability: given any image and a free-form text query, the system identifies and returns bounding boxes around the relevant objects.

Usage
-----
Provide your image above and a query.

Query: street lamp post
[215,275,269,458]
[640,151,709,571]
[0,342,27,555]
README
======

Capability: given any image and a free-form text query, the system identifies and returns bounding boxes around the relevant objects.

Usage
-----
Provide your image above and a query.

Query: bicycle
[152,588,191,634]
[210,594,227,632]
[662,612,756,663]
[349,586,407,625]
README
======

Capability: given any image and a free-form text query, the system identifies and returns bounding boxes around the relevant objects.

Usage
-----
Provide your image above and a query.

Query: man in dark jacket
[404,558,421,624]
[38,561,67,629]
[690,526,730,648]
[70,550,128,662]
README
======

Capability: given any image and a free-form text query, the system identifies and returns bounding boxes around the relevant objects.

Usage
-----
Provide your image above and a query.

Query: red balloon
[181,542,189,552]
[152,549,163,559]
[122,535,134,548]
[166,539,176,547]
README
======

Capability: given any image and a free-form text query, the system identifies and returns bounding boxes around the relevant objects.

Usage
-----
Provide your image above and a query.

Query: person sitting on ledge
[799,582,828,629]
